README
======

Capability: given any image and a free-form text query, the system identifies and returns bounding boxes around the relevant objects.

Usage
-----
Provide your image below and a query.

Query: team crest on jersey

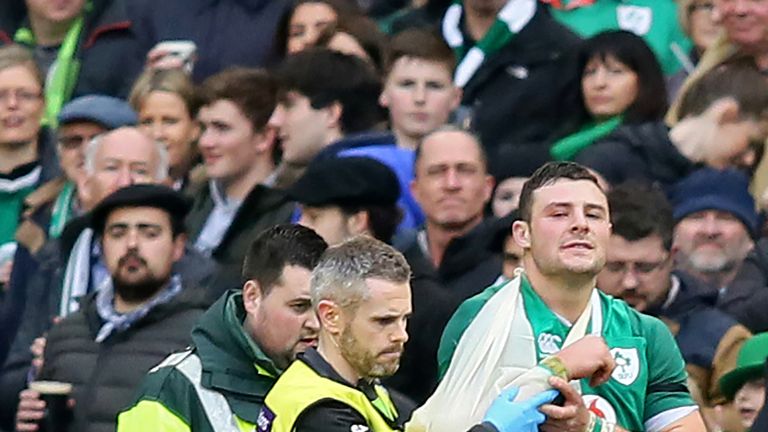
[538,333,562,355]
[582,395,617,424]
[616,6,653,36]
[610,347,640,386]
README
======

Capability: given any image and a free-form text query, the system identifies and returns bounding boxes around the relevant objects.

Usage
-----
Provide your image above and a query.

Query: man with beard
[429,162,705,432]
[117,224,328,431]
[670,168,756,293]
[15,184,209,432]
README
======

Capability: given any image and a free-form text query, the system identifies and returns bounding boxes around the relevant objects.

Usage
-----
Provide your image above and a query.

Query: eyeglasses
[604,255,669,275]
[0,88,42,105]
[57,134,97,150]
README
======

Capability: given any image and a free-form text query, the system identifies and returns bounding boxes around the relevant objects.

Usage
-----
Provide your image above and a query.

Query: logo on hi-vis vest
[538,333,562,355]
[582,395,617,424]
[616,5,653,36]
[610,347,640,386]
[256,406,275,432]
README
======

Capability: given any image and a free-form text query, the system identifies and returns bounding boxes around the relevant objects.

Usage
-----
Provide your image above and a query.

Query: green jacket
[117,290,281,432]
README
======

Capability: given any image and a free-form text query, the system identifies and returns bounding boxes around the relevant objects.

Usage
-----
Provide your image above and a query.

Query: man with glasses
[23,95,138,248]
[597,182,750,419]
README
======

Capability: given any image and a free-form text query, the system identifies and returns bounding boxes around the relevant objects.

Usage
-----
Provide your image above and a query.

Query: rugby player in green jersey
[438,162,706,432]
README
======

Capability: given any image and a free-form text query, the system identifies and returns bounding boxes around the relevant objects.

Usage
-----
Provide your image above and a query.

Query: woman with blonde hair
[129,68,202,192]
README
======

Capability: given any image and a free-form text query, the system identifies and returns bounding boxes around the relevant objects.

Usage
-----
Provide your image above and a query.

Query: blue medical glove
[483,387,559,432]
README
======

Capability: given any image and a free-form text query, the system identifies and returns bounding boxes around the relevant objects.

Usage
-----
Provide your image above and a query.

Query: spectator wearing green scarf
[0,0,146,126]
[550,30,667,162]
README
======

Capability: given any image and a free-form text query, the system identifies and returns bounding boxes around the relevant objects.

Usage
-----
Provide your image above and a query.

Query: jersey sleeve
[641,315,698,430]
[294,400,369,432]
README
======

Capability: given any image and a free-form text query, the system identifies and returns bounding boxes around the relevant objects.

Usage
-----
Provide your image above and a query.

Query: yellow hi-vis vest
[258,360,402,432]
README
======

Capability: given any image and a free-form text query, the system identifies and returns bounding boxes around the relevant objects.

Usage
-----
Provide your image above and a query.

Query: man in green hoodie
[117,224,329,431]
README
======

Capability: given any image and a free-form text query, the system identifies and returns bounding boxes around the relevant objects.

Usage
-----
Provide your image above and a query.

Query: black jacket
[719,238,768,333]
[574,121,696,188]
[399,219,503,303]
[383,261,457,405]
[293,349,499,432]
[460,7,581,175]
[646,272,750,403]
[186,182,294,295]
[0,0,145,100]
[0,128,60,366]
[38,284,208,432]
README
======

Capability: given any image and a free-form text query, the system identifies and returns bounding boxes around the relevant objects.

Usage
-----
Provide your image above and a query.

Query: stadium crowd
[1,0,768,431]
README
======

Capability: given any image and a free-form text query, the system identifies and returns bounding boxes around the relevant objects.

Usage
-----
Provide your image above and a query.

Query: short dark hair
[199,67,276,131]
[608,182,674,251]
[316,15,387,73]
[241,224,329,295]
[518,162,603,223]
[575,30,667,123]
[275,48,384,134]
[384,28,455,77]
[340,204,402,243]
[678,57,768,120]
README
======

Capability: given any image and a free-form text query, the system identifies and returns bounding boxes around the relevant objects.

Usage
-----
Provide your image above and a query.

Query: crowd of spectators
[1,0,768,431]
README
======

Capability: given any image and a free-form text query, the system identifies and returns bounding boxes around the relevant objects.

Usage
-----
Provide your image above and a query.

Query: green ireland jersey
[549,0,692,75]
[438,277,697,432]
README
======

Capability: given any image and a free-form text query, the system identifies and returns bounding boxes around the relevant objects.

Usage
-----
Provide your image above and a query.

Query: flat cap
[288,157,400,207]
[58,95,138,129]
[90,184,192,233]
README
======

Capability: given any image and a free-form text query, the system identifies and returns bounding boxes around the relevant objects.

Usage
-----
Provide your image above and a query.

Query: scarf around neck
[442,0,537,87]
[550,115,623,161]
[95,274,183,343]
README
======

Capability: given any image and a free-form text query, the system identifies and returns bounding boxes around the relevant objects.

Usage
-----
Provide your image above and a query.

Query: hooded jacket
[117,290,281,431]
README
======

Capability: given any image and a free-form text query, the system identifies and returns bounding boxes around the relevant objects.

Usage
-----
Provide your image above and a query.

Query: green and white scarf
[442,0,536,87]
[48,180,76,239]
[14,2,91,127]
